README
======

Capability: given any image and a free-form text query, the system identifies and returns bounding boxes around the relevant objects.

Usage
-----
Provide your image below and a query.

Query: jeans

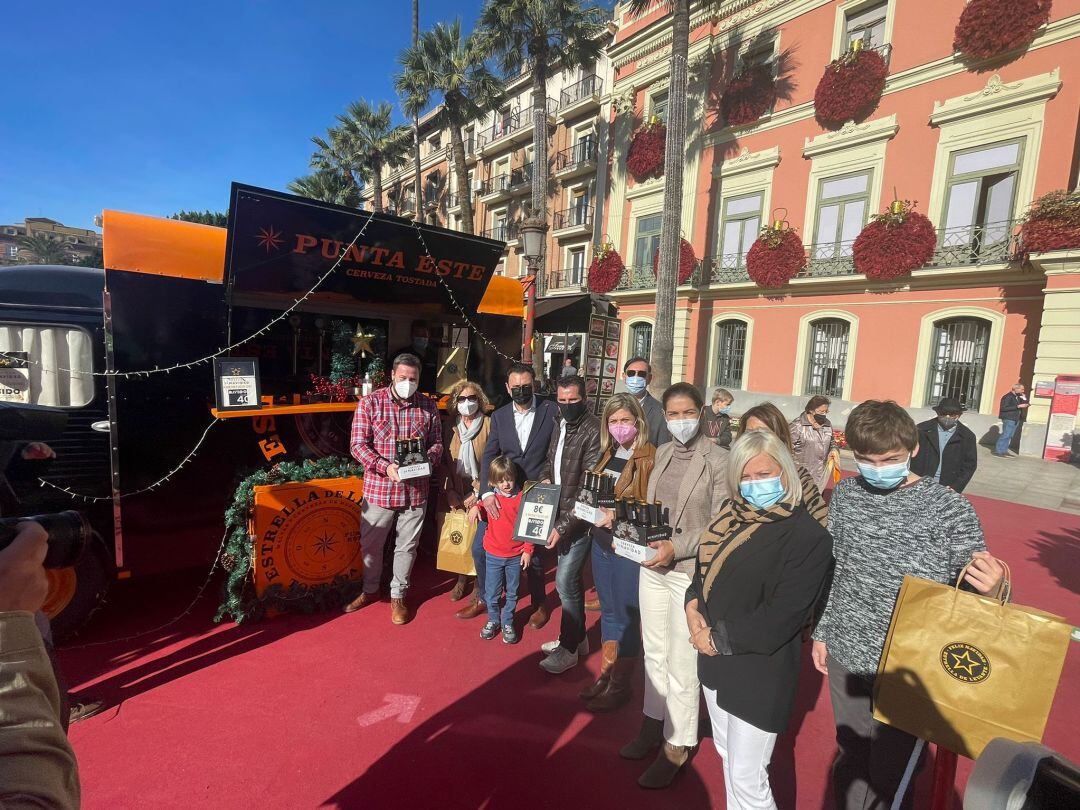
[471,522,488,598]
[591,537,641,657]
[485,553,522,626]
[704,685,778,809]
[995,419,1019,454]
[359,499,427,598]
[555,534,592,652]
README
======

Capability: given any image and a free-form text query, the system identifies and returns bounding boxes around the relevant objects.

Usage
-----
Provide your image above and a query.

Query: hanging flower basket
[852,200,938,281]
[746,223,806,289]
[720,63,778,128]
[587,241,626,294]
[652,238,698,285]
[1020,189,1080,255]
[627,119,666,182]
[813,45,889,127]
[954,0,1052,63]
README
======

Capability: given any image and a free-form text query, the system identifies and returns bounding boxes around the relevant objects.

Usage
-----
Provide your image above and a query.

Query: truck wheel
[45,534,114,642]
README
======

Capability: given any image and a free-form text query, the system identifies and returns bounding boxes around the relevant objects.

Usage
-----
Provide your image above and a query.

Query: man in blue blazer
[460,362,558,627]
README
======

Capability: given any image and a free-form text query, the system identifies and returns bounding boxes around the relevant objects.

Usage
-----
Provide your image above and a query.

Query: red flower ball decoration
[954,0,1051,62]
[626,121,666,182]
[852,204,937,281]
[721,64,778,128]
[1020,189,1080,255]
[746,228,806,289]
[587,245,626,294]
[814,48,889,127]
[652,238,698,285]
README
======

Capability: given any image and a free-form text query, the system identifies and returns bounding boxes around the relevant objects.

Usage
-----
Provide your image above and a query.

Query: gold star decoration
[949,650,980,676]
[352,327,377,357]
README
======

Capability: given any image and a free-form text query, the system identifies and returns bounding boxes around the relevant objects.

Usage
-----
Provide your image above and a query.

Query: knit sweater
[653,436,698,575]
[812,476,986,680]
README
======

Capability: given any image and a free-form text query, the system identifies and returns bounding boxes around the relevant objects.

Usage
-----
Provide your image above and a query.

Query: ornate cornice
[929,69,1062,126]
[802,115,899,157]
[713,145,781,177]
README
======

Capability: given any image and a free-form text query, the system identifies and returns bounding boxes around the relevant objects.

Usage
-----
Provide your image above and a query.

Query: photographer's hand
[0,521,48,613]
[20,443,56,461]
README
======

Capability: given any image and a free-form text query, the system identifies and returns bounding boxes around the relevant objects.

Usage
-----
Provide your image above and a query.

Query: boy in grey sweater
[811,400,1003,810]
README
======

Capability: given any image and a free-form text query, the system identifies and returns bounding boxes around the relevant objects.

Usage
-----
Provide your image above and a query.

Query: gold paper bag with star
[872,572,1072,759]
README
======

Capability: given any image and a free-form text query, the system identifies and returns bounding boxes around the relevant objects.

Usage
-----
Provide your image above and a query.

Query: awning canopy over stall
[534,293,617,334]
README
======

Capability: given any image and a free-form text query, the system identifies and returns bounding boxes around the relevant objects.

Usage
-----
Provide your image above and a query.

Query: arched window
[714,319,747,389]
[805,318,850,397]
[629,322,652,361]
[925,317,991,410]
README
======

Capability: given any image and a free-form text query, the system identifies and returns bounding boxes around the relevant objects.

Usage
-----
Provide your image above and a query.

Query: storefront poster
[0,352,30,403]
[585,315,621,414]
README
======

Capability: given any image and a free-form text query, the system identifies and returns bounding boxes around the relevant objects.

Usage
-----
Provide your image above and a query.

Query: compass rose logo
[312,532,338,557]
[255,226,284,253]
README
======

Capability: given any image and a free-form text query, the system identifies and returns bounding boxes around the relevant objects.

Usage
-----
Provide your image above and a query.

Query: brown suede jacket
[591,442,656,501]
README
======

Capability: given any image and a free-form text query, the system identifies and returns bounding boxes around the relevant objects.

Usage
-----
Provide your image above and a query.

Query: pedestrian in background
[790,395,839,491]
[993,383,1028,457]
[702,388,733,448]
[623,357,671,446]
[910,397,977,492]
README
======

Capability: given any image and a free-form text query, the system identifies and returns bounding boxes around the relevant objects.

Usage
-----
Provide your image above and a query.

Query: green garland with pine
[214,456,365,624]
[329,319,357,382]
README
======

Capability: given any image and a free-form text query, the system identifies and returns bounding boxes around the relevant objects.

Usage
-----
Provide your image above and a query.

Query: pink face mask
[609,422,638,446]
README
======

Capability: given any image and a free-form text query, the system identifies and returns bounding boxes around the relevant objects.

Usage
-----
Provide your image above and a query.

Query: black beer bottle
[615,499,627,523]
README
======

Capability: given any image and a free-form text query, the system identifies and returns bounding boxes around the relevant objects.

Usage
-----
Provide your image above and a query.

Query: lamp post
[519,213,548,363]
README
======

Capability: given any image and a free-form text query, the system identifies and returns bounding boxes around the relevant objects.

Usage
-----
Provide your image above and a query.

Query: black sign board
[224,183,505,311]
[213,357,262,411]
[513,482,562,544]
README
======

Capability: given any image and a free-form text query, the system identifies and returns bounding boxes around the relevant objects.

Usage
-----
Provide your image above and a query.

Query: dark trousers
[555,534,591,652]
[827,660,925,810]
[470,522,488,598]
[526,547,546,607]
[591,539,641,657]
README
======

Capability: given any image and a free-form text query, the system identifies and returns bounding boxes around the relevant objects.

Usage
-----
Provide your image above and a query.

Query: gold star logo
[940,642,990,683]
[255,226,284,253]
[949,650,980,676]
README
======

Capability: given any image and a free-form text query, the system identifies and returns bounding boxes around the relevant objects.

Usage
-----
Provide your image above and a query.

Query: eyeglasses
[625,370,648,378]
[459,395,479,403]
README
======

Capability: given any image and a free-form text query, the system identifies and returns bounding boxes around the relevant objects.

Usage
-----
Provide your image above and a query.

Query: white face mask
[667,418,699,445]
[393,379,418,399]
[457,400,479,416]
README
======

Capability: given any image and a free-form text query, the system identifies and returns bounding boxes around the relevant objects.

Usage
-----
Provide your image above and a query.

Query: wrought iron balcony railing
[508,163,533,190]
[481,174,512,196]
[545,267,587,291]
[928,220,1019,268]
[482,221,520,243]
[477,100,558,149]
[560,75,603,109]
[554,140,598,173]
[709,253,751,283]
[798,240,859,279]
[553,205,593,231]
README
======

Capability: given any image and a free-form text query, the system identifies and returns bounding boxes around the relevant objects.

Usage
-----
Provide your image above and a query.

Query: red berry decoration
[746,225,806,289]
[814,47,889,127]
[587,242,626,294]
[853,201,937,281]
[1020,189,1080,255]
[652,238,698,285]
[626,120,666,182]
[954,0,1052,63]
[721,64,778,128]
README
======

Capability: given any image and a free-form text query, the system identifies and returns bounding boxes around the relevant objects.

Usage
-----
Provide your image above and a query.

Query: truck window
[0,323,94,407]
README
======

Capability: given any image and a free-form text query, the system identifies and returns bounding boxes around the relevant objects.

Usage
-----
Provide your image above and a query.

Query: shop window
[714,319,747,389]
[0,322,93,407]
[843,1,888,50]
[805,318,850,398]
[811,170,872,265]
[940,139,1023,263]
[925,317,991,411]
[717,192,763,269]
[632,214,662,269]
[630,322,653,361]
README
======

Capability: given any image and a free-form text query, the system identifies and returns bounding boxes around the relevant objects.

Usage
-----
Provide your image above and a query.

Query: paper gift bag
[873,564,1072,759]
[436,510,477,576]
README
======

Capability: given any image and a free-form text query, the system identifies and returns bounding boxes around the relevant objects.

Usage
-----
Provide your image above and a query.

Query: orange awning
[477,275,524,318]
[102,210,227,283]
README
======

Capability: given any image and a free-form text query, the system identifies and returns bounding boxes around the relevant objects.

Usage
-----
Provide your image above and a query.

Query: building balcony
[553,141,598,180]
[447,193,462,213]
[552,205,593,238]
[479,174,513,204]
[387,198,417,220]
[482,221,520,246]
[558,75,603,121]
[507,163,533,195]
[477,100,558,155]
[541,268,588,296]
[708,253,752,284]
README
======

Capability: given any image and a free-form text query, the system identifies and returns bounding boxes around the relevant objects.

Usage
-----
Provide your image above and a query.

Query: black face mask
[814,413,828,425]
[559,400,587,423]
[510,384,534,405]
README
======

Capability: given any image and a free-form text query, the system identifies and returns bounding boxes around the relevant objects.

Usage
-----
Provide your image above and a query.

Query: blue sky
[1,0,492,230]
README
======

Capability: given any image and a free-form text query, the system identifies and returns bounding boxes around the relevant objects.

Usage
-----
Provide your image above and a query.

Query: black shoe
[70,700,105,724]
[480,621,499,640]
[502,624,519,645]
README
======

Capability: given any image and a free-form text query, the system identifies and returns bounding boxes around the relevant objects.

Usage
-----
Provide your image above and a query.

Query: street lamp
[519,213,548,363]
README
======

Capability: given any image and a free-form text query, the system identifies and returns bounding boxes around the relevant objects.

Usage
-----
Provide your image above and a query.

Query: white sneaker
[539,646,579,674]
[540,638,588,656]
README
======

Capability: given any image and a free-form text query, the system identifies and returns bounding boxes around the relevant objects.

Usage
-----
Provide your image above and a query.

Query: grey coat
[790,413,835,491]
[646,437,730,575]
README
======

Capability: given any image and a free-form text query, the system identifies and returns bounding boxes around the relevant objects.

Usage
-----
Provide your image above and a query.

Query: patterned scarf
[697,495,797,602]
[456,415,485,481]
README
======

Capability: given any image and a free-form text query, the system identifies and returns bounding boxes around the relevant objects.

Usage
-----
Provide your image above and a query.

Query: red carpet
[58,494,1080,809]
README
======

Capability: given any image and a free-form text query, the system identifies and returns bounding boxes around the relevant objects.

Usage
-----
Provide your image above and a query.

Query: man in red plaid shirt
[343,353,443,625]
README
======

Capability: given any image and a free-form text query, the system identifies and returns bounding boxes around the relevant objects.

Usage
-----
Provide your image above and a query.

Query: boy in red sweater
[469,455,533,644]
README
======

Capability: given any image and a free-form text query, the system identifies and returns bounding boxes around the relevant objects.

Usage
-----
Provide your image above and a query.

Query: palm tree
[17,233,70,265]
[411,0,423,224]
[335,99,411,214]
[288,170,362,208]
[310,125,364,201]
[628,0,691,389]
[397,20,501,234]
[478,0,606,220]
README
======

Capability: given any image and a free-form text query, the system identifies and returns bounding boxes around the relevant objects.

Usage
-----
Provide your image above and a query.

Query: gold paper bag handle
[954,558,1012,605]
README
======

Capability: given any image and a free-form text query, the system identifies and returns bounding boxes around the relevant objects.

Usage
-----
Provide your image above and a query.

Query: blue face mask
[739,476,785,510]
[857,457,910,490]
[412,337,429,351]
[625,375,647,394]
[717,406,731,415]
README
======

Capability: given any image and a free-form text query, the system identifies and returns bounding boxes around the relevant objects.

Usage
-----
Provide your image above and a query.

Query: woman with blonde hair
[580,393,656,713]
[686,429,833,808]
[440,379,492,614]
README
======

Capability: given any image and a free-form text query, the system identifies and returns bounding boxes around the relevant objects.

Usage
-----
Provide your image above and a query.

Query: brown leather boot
[455,595,486,620]
[637,742,691,790]
[619,715,664,760]
[579,640,618,701]
[390,597,412,625]
[527,605,550,629]
[586,655,635,713]
[449,575,470,602]
[342,590,380,613]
